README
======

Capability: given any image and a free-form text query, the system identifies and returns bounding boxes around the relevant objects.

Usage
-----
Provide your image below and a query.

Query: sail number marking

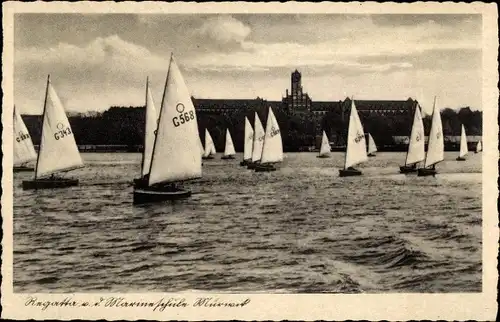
[270,126,280,138]
[16,131,31,142]
[54,123,73,140]
[415,133,421,141]
[172,103,195,127]
[354,132,364,143]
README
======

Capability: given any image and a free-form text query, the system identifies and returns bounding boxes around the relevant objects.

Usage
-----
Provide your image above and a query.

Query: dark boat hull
[221,155,235,160]
[316,154,330,158]
[339,168,362,177]
[456,156,466,161]
[399,165,418,174]
[247,162,259,170]
[368,153,376,157]
[239,159,250,166]
[22,178,79,190]
[417,168,437,177]
[202,155,214,160]
[254,164,277,172]
[133,187,191,204]
[133,177,149,188]
[14,166,34,172]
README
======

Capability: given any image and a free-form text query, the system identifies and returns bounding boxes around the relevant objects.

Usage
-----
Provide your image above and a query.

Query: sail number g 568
[172,103,195,127]
[54,123,73,140]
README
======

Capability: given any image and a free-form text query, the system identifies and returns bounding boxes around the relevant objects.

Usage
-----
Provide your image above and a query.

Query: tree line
[22,105,482,152]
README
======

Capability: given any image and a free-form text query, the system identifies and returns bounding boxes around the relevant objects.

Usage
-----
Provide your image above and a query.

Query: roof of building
[343,98,418,110]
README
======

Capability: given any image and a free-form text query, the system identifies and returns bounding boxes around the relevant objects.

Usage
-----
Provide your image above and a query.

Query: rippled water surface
[14,152,482,293]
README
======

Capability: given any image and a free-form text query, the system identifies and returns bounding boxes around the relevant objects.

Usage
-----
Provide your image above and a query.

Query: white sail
[424,97,444,168]
[13,106,37,166]
[243,116,254,161]
[319,131,331,156]
[476,140,482,153]
[405,104,425,165]
[368,133,377,155]
[459,125,468,158]
[204,129,216,157]
[148,55,202,185]
[251,112,265,162]
[344,100,368,169]
[35,76,84,178]
[141,78,158,176]
[224,129,236,156]
[261,107,283,164]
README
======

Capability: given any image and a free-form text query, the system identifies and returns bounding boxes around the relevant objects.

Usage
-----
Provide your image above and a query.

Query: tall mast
[423,96,437,168]
[34,75,51,180]
[147,53,173,182]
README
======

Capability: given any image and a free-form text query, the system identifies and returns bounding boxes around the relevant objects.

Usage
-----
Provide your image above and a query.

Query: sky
[14,13,482,115]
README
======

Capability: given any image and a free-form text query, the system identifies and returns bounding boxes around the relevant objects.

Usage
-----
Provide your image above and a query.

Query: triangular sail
[319,131,331,156]
[261,107,283,163]
[148,55,202,185]
[204,129,216,157]
[424,97,444,168]
[459,125,468,158]
[476,140,482,153]
[13,106,37,166]
[224,129,236,156]
[141,78,158,177]
[405,104,425,165]
[35,76,84,178]
[243,116,254,161]
[251,112,265,162]
[344,100,368,169]
[368,133,377,154]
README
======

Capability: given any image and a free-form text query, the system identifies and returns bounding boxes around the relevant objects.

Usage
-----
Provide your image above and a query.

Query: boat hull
[133,177,149,188]
[247,162,259,170]
[239,159,250,166]
[399,165,418,174]
[221,155,235,160]
[14,165,34,172]
[456,156,466,161]
[339,168,362,177]
[254,163,277,172]
[368,153,376,157]
[202,155,214,160]
[22,178,79,190]
[316,154,330,158]
[133,187,191,204]
[417,168,437,177]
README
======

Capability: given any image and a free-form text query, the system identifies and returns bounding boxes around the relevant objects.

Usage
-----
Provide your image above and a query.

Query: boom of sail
[243,116,254,161]
[344,99,368,169]
[260,107,283,164]
[35,76,84,179]
[224,129,236,157]
[423,97,444,168]
[251,112,265,163]
[147,55,202,186]
[140,77,159,177]
[13,106,37,166]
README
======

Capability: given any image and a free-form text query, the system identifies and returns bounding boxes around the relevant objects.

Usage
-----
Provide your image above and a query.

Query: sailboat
[367,133,377,157]
[202,129,216,160]
[240,116,254,166]
[133,54,202,204]
[221,129,236,159]
[22,75,84,190]
[456,125,468,161]
[13,106,37,172]
[317,131,331,158]
[475,140,482,153]
[339,99,368,177]
[247,112,265,169]
[255,107,283,172]
[134,77,158,188]
[400,103,425,173]
[418,97,443,177]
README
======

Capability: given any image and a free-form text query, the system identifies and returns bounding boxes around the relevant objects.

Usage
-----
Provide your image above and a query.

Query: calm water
[13,152,482,293]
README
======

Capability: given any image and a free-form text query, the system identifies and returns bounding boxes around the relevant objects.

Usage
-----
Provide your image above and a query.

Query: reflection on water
[14,152,482,293]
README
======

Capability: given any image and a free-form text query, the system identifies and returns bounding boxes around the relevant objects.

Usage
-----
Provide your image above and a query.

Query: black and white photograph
[1,2,498,321]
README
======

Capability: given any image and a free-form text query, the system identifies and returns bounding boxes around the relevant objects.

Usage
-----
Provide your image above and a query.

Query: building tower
[282,69,311,114]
